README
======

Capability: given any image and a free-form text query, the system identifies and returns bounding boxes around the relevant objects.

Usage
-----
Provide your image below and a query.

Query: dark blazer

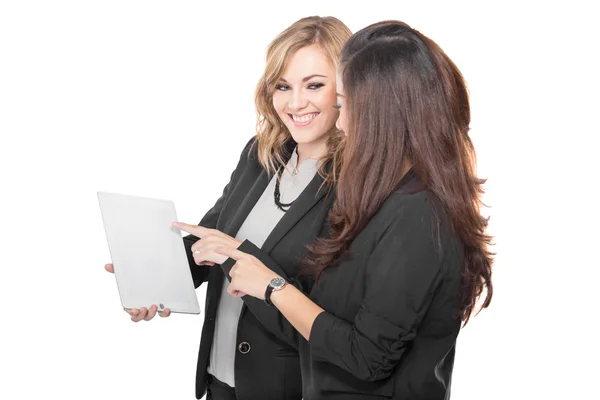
[183,137,334,400]
[298,170,464,400]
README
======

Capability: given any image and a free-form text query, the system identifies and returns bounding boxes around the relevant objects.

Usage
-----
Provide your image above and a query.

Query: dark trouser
[207,375,237,400]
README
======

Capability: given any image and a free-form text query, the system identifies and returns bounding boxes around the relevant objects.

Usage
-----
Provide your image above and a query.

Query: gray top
[207,147,320,387]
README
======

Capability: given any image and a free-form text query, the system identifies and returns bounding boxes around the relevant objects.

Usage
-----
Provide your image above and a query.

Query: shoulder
[376,169,443,226]
[375,190,436,233]
[374,184,461,268]
[237,135,297,170]
[240,136,258,159]
[230,136,260,170]
[368,170,447,245]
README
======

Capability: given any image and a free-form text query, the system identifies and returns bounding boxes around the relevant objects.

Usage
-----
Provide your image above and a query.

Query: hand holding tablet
[98,192,201,317]
[104,263,172,321]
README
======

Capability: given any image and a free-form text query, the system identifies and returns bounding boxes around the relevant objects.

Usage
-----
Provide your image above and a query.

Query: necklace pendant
[292,167,299,176]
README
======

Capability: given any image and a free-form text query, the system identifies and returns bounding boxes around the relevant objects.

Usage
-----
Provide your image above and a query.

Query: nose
[336,117,346,136]
[287,89,308,111]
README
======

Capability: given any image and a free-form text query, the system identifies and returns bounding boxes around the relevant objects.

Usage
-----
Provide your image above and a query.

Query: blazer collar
[260,170,329,254]
[224,138,330,254]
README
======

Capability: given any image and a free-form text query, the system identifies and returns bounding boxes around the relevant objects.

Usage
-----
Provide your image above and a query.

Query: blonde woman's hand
[104,263,172,321]
[173,222,242,266]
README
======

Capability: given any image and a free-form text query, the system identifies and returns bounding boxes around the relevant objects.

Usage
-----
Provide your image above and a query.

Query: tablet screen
[98,192,200,314]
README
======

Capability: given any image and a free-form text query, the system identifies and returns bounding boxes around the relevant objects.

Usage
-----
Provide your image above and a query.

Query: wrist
[266,271,278,282]
[264,276,287,305]
[269,283,289,305]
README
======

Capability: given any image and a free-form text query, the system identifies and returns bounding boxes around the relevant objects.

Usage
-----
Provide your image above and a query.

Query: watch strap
[265,285,275,306]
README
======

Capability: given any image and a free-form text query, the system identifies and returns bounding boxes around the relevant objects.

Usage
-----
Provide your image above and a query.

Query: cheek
[272,92,287,115]
[313,90,337,117]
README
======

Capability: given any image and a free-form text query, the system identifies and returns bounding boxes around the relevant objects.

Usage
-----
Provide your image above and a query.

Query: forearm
[270,284,325,340]
[220,240,318,346]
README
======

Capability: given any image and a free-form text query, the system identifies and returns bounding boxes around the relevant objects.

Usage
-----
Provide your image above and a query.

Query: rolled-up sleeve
[308,196,444,381]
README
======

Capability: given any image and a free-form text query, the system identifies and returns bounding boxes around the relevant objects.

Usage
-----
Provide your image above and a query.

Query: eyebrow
[279,74,329,83]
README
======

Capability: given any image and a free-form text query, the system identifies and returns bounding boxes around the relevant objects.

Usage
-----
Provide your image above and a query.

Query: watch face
[270,277,286,290]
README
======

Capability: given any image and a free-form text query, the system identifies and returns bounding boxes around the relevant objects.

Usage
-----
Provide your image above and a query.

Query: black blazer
[298,171,464,400]
[183,137,334,400]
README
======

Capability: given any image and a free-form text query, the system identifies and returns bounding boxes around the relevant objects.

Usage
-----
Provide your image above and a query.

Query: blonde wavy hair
[252,16,351,188]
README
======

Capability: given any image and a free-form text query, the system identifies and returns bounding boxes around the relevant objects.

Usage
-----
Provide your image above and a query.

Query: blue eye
[276,84,290,91]
[308,83,325,90]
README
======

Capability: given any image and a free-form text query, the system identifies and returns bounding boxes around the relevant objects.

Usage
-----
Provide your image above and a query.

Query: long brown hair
[252,16,351,186]
[305,21,493,324]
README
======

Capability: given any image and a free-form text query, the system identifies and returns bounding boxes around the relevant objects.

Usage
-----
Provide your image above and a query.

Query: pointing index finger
[214,246,247,261]
[172,222,210,238]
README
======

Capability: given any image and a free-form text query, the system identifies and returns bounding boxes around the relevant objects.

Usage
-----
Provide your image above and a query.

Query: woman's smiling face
[272,45,339,146]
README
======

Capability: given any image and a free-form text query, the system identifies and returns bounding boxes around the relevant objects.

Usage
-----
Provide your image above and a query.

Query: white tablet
[98,192,200,314]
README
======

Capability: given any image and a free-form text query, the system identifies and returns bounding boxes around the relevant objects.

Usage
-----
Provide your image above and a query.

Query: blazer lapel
[223,139,298,238]
[223,169,270,238]
[261,171,329,254]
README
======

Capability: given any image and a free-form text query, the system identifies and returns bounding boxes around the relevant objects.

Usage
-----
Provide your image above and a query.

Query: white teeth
[291,113,318,123]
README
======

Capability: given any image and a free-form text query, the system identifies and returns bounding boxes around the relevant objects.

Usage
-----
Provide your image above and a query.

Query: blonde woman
[105,16,351,400]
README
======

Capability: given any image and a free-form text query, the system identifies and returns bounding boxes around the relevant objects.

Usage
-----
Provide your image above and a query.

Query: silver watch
[270,276,287,291]
[265,276,287,305]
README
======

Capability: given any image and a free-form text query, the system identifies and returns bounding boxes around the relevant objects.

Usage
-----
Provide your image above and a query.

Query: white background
[1,1,598,399]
